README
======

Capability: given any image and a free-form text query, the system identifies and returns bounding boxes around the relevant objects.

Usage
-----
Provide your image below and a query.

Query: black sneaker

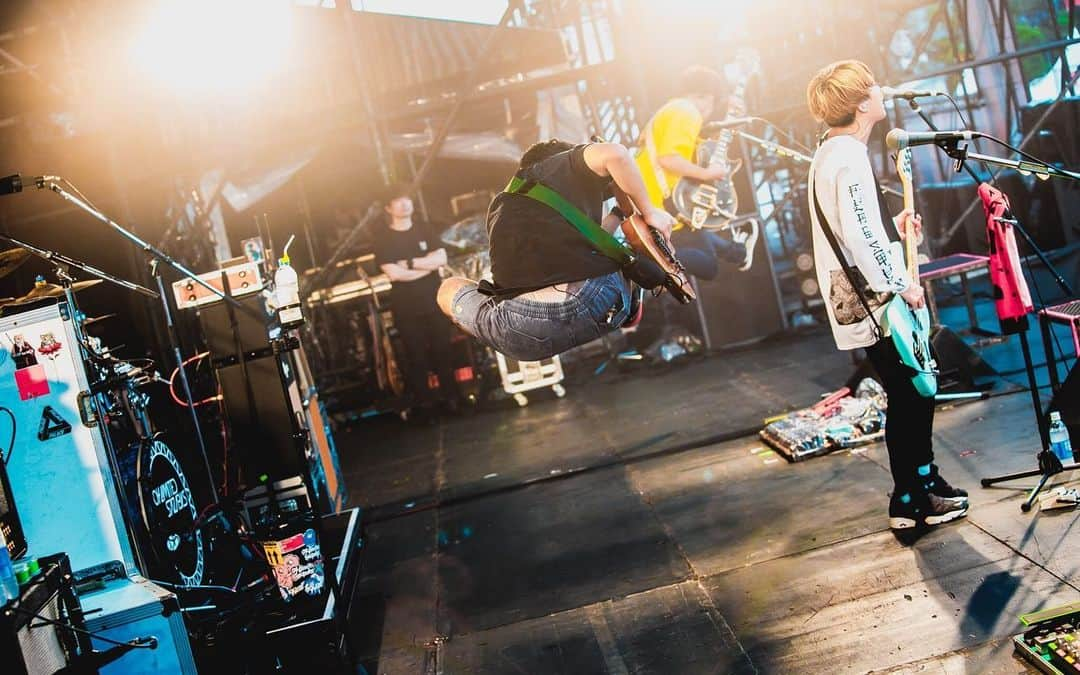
[924,467,969,502]
[889,492,969,530]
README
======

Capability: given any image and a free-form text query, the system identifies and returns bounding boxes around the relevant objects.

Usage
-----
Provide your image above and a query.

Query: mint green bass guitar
[884,148,938,397]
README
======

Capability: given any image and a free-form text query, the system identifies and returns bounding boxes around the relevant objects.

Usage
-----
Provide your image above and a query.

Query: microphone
[881,86,946,100]
[702,117,754,134]
[0,174,22,196]
[885,128,978,151]
[0,174,61,196]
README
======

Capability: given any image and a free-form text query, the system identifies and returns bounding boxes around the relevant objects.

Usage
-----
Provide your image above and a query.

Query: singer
[805,60,969,531]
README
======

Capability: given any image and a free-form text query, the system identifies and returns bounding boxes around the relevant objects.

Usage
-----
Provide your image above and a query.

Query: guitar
[884,148,938,397]
[613,186,696,305]
[668,49,759,231]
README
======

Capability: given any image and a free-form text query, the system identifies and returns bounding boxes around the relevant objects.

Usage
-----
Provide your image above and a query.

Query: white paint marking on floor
[483,473,498,479]
[584,603,630,675]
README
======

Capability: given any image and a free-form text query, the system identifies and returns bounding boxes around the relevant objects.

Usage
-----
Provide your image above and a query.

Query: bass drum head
[137,439,205,587]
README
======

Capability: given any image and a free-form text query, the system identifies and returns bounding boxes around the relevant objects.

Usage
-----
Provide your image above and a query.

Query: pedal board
[1014,602,1080,674]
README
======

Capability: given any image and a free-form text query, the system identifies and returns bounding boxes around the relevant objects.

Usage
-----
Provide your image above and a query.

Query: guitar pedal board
[1015,602,1080,674]
[760,381,887,461]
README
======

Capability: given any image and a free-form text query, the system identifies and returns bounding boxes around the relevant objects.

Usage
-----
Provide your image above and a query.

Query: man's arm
[379,262,432,282]
[411,247,447,271]
[834,165,916,301]
[584,143,677,237]
[657,154,726,182]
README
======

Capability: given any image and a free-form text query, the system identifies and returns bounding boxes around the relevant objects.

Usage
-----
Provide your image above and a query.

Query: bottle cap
[26,558,39,576]
[14,562,30,585]
[1051,411,1062,421]
[279,253,291,266]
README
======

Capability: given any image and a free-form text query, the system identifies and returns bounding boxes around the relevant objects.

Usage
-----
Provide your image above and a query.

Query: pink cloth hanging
[978,182,1033,323]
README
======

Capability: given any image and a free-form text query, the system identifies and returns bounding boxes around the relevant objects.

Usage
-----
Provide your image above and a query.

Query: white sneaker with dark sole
[889,492,968,530]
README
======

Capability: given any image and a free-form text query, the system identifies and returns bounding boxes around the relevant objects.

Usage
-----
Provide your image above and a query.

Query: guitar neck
[706,81,748,166]
[902,187,918,281]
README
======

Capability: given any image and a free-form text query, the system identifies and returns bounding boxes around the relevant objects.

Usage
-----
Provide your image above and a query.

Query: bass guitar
[614,186,695,304]
[884,148,938,397]
[668,48,759,231]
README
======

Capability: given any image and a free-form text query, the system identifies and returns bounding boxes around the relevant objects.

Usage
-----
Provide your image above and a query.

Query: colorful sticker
[15,365,48,400]
[37,332,62,359]
[37,406,71,440]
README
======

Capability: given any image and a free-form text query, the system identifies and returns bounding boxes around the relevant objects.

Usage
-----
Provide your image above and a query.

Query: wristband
[406,259,414,270]
[610,206,627,220]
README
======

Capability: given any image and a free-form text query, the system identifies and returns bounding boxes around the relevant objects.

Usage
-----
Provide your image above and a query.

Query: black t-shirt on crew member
[485,143,620,298]
[372,220,443,316]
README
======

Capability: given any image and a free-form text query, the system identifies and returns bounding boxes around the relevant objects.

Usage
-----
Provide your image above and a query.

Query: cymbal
[7,279,102,305]
[0,248,30,280]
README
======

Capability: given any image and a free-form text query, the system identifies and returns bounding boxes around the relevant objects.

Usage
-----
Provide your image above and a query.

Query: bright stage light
[131,0,294,95]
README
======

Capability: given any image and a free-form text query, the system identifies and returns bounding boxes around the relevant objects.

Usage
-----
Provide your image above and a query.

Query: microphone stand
[36,177,229,504]
[928,139,1080,511]
[907,100,1075,297]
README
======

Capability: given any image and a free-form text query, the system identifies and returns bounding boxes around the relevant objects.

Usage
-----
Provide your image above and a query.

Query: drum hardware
[440,213,489,253]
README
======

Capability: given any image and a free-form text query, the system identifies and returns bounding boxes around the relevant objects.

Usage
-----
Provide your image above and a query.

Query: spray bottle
[274,235,304,329]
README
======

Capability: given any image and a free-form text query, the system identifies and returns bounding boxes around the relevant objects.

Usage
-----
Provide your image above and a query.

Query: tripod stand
[923,136,1079,510]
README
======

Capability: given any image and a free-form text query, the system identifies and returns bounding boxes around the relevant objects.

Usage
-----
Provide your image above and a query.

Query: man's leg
[394,312,435,406]
[866,339,965,529]
[438,276,476,322]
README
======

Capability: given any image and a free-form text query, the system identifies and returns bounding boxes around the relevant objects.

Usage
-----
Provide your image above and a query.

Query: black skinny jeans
[865,337,935,496]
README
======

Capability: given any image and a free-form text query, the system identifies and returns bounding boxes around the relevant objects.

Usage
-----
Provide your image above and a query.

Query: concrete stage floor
[340,318,1080,674]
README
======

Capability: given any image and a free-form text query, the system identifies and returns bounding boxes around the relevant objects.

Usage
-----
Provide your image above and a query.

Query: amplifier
[0,553,85,675]
[171,261,263,310]
[80,575,197,674]
[0,446,26,560]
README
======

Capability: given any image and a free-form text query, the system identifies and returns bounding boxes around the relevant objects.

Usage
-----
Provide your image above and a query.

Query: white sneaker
[731,220,759,272]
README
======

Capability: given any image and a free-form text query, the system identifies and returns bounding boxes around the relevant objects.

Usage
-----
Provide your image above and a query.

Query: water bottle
[1049,411,1074,464]
[0,530,18,603]
[274,235,304,329]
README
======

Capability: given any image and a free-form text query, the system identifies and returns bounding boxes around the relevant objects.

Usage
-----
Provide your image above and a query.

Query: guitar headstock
[895,147,913,195]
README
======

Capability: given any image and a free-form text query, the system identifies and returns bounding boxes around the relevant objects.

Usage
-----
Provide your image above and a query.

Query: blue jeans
[450,272,631,361]
[673,228,745,281]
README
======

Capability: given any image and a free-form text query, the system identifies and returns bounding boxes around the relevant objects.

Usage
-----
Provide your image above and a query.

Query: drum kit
[440,213,492,280]
[0,245,208,587]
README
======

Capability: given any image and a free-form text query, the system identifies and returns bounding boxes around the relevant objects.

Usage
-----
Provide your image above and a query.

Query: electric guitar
[668,48,759,231]
[884,148,938,397]
[613,186,695,304]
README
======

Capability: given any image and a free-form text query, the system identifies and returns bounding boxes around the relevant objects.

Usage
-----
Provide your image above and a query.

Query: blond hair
[806,60,876,128]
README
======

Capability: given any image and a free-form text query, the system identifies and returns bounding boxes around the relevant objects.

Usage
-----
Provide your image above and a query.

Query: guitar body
[668,147,742,230]
[620,214,696,304]
[884,295,937,396]
[890,148,938,397]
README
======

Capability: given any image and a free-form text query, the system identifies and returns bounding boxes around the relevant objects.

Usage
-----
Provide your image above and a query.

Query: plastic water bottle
[275,235,303,329]
[1049,411,1074,464]
[0,531,18,603]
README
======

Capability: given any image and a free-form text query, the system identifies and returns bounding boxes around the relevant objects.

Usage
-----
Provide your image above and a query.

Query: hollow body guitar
[613,186,695,305]
[884,148,938,397]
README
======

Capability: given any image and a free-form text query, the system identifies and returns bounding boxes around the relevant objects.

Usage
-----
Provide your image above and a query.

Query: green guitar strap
[504,176,635,267]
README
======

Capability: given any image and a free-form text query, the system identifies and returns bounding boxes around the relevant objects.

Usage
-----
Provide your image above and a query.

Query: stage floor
[341,323,1080,674]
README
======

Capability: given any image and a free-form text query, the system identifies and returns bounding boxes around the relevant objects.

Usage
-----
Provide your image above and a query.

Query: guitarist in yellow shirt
[635,66,757,278]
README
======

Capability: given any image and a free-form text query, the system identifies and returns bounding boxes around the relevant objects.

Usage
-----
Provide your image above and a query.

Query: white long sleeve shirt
[810,135,912,350]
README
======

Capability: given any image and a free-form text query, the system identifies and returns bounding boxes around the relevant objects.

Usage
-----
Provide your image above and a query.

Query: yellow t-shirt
[635,98,703,209]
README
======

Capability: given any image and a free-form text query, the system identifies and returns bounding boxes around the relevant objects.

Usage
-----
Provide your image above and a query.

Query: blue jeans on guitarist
[450,272,632,362]
[673,228,746,281]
